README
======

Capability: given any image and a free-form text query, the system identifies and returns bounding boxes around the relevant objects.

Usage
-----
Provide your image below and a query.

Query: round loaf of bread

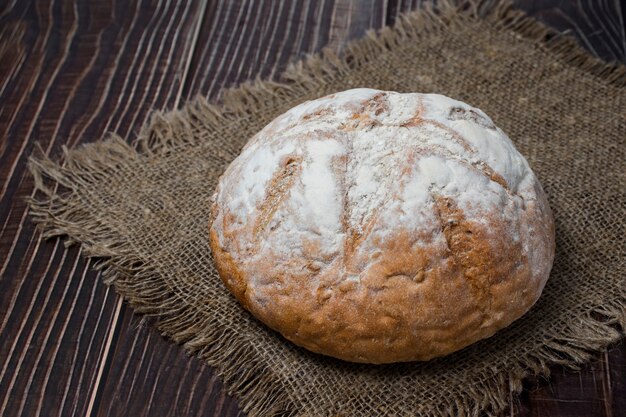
[209,89,555,364]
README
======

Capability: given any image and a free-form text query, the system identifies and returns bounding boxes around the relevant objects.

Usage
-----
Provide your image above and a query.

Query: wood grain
[1,1,624,417]
[518,0,626,63]
[518,345,626,417]
[0,1,206,416]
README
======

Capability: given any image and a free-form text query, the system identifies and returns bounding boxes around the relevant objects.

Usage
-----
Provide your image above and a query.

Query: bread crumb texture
[209,89,555,364]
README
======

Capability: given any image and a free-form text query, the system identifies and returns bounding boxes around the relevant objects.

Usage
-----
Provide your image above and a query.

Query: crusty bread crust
[209,89,555,364]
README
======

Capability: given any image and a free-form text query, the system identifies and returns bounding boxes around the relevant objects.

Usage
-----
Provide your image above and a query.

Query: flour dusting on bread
[209,89,555,364]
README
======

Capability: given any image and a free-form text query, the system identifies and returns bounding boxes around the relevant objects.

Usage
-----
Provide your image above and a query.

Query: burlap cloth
[28,1,625,416]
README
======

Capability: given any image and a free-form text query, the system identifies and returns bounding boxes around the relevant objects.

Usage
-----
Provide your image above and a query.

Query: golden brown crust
[210,199,552,363]
[208,90,555,364]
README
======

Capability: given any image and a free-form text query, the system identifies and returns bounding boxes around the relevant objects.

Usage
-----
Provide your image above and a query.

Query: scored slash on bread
[209,89,555,364]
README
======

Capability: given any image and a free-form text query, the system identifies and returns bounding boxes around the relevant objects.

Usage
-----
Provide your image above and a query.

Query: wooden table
[1,1,625,416]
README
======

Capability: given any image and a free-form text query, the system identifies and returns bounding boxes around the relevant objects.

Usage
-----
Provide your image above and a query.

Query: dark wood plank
[182,0,389,100]
[94,313,241,417]
[515,0,626,63]
[0,1,206,416]
[517,343,626,417]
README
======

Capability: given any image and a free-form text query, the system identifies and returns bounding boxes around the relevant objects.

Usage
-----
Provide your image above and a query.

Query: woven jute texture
[28,1,626,416]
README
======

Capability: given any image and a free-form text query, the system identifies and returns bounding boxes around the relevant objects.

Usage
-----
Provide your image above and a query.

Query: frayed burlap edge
[27,1,626,416]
